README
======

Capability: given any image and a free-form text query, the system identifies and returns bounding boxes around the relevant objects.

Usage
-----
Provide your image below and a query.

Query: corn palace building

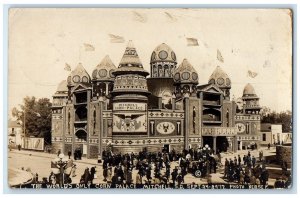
[51,41,262,158]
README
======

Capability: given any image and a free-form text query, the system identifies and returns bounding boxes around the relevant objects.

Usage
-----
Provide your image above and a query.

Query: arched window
[108,83,114,93]
[226,109,229,127]
[75,106,87,121]
[75,130,87,142]
[68,109,71,134]
[164,65,169,77]
[99,83,106,96]
[93,106,96,135]
[183,85,190,94]
[152,65,157,77]
[158,65,163,77]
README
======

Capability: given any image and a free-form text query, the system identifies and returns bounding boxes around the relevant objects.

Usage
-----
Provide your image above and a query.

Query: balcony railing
[203,100,220,106]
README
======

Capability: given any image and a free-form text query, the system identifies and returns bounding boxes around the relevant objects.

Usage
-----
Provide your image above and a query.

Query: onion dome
[113,40,149,76]
[243,83,257,97]
[56,80,68,93]
[208,66,231,88]
[67,63,91,86]
[92,55,117,81]
[173,59,198,84]
[150,43,177,63]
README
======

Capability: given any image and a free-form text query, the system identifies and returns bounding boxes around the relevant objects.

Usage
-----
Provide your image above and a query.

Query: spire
[173,58,198,84]
[67,62,91,85]
[119,40,143,68]
[98,55,116,68]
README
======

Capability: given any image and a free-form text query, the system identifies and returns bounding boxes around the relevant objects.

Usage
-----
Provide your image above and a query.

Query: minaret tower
[242,83,261,115]
[110,41,150,153]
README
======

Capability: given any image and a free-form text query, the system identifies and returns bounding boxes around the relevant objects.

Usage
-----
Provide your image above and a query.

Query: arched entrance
[216,136,229,153]
[75,129,87,158]
[202,136,213,149]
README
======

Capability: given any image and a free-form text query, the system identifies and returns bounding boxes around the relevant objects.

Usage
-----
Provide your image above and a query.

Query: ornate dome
[150,43,177,63]
[173,59,198,84]
[208,66,231,88]
[67,63,91,86]
[113,40,149,76]
[243,83,257,97]
[56,80,68,93]
[92,55,117,81]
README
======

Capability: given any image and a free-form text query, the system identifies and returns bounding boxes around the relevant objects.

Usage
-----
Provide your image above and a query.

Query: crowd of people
[13,145,292,189]
[99,147,220,186]
[223,151,270,186]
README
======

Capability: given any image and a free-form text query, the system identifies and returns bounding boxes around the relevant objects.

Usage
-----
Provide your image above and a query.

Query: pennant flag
[165,12,177,22]
[65,159,74,169]
[263,60,271,68]
[64,63,71,71]
[83,43,95,51]
[217,49,224,63]
[51,160,58,168]
[132,11,147,23]
[108,34,125,43]
[248,70,258,78]
[186,38,199,46]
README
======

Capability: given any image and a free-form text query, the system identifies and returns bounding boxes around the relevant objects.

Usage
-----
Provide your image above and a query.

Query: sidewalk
[9,149,99,166]
[9,168,33,187]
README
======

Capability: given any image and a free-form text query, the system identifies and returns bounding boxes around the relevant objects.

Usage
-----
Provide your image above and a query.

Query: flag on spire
[83,43,95,51]
[186,38,199,46]
[64,63,71,71]
[217,49,224,63]
[247,70,258,78]
[109,34,125,43]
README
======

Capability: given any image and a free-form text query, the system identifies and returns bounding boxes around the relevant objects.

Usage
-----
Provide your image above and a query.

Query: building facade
[51,41,262,158]
[261,123,292,146]
[8,119,23,147]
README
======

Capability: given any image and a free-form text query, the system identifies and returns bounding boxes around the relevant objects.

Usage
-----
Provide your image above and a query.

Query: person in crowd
[57,149,61,157]
[239,171,244,184]
[82,167,90,185]
[107,166,112,183]
[90,166,96,184]
[176,173,183,186]
[49,171,56,185]
[136,172,142,185]
[68,150,71,159]
[171,168,178,186]
[252,156,256,168]
[71,164,77,177]
[238,155,241,166]
[103,166,108,182]
[259,151,263,162]
[260,168,269,186]
[35,173,39,182]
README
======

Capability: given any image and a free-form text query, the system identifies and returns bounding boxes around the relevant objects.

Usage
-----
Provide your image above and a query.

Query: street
[8,147,282,187]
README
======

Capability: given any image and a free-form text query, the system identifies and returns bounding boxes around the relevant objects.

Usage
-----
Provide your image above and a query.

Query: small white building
[8,119,23,147]
[261,123,292,145]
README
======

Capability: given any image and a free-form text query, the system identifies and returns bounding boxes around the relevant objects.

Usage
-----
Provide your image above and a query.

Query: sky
[8,8,292,116]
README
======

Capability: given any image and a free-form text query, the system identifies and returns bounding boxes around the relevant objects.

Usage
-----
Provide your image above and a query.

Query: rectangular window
[262,133,266,141]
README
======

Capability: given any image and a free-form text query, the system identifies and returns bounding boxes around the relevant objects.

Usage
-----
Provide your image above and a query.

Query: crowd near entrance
[202,136,230,153]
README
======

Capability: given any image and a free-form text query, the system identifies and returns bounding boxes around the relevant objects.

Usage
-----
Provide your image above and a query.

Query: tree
[260,106,292,132]
[12,96,52,144]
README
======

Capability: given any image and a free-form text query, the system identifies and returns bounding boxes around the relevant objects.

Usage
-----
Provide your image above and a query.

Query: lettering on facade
[235,115,260,121]
[113,103,146,111]
[202,127,236,136]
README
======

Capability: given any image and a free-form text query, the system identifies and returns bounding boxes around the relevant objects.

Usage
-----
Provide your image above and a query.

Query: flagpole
[78,44,82,63]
